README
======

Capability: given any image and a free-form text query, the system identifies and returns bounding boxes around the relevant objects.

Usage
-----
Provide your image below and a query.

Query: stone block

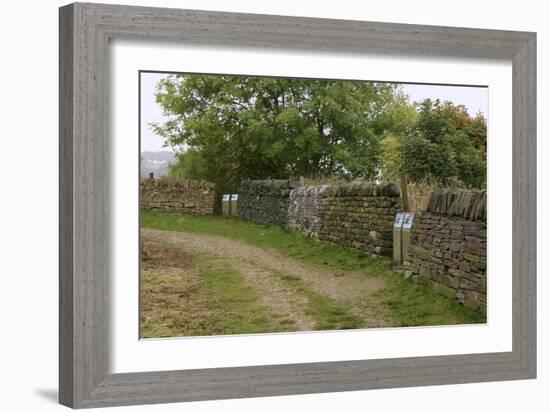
[463,292,481,311]
[459,277,479,291]
[429,280,457,299]
[433,273,460,289]
[464,253,481,263]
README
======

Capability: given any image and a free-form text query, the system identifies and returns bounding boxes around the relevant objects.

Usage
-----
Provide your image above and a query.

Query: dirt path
[219,258,315,330]
[142,228,392,329]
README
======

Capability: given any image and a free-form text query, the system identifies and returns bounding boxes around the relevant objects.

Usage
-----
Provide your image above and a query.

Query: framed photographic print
[59,2,536,408]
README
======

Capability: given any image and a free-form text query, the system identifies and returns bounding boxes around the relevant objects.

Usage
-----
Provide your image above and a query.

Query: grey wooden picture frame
[59,2,536,409]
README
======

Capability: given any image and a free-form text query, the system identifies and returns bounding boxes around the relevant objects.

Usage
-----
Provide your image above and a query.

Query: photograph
[1,0,542,410]
[139,72,488,339]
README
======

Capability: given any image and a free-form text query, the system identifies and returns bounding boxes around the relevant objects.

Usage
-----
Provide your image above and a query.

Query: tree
[152,76,487,192]
[401,99,487,188]
[152,74,399,192]
[378,90,417,210]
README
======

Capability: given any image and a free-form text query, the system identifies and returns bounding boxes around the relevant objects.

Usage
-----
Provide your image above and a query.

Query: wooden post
[230,194,239,217]
[400,174,410,212]
[393,213,404,264]
[221,194,231,216]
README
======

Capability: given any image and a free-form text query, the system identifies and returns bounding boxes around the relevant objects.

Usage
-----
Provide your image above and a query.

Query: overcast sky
[140,72,488,153]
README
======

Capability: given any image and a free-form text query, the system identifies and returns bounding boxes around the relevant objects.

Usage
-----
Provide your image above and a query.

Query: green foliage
[152,74,399,192]
[401,99,487,188]
[378,91,418,181]
[380,133,405,181]
[151,74,487,190]
[401,137,458,182]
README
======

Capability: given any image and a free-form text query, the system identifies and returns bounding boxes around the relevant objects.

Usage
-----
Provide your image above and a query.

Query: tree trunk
[400,174,410,212]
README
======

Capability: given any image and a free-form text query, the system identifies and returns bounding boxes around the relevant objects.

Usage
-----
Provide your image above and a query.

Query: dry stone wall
[317,182,401,257]
[140,178,217,215]
[240,180,401,257]
[238,181,487,310]
[238,180,298,226]
[406,189,487,313]
[288,185,330,238]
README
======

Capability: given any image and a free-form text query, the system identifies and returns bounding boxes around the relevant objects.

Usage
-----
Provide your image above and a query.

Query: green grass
[373,274,485,326]
[141,209,376,273]
[195,255,295,334]
[275,273,363,330]
[140,242,296,337]
[200,261,363,333]
[141,209,486,327]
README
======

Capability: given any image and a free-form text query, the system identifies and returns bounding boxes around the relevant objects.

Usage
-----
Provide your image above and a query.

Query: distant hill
[140,151,175,178]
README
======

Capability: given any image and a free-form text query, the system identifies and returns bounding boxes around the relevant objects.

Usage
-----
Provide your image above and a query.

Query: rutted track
[142,228,392,331]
